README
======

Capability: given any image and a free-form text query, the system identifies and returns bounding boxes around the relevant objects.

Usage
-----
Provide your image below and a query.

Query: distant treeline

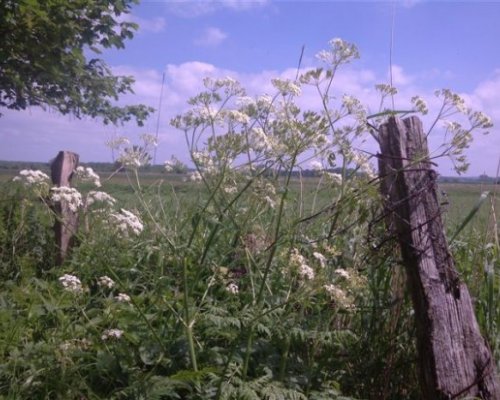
[0,160,498,184]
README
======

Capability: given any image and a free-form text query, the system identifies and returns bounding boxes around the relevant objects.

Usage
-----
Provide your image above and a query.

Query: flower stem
[183,257,198,371]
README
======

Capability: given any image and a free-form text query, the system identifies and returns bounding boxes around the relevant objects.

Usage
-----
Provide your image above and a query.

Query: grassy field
[1,164,499,399]
[2,167,498,233]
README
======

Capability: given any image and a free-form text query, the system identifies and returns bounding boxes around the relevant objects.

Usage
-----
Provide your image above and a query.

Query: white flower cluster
[188,171,203,183]
[309,160,342,184]
[50,186,83,212]
[98,275,115,289]
[290,248,315,280]
[110,209,144,236]
[59,274,84,294]
[264,196,276,209]
[272,78,301,96]
[192,151,217,174]
[86,191,116,208]
[140,133,158,147]
[324,172,343,185]
[106,136,130,150]
[164,159,175,172]
[309,160,323,172]
[411,96,428,115]
[324,284,347,302]
[203,76,245,97]
[443,121,462,133]
[115,293,131,303]
[223,109,250,125]
[342,94,365,118]
[249,127,280,155]
[469,110,493,129]
[334,268,350,279]
[253,181,277,209]
[117,147,147,168]
[349,150,376,180]
[316,38,359,65]
[375,84,398,97]
[299,264,315,280]
[75,166,101,187]
[198,106,221,124]
[223,185,238,194]
[226,282,239,294]
[313,252,327,268]
[435,89,468,114]
[164,156,186,173]
[299,68,325,85]
[101,328,124,341]
[234,93,275,122]
[13,169,50,187]
[59,338,91,353]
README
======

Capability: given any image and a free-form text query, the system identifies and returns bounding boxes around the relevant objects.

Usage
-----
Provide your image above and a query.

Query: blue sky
[2,0,500,176]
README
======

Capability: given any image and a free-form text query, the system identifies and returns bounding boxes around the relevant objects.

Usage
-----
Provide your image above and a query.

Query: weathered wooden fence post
[51,150,79,265]
[378,116,500,399]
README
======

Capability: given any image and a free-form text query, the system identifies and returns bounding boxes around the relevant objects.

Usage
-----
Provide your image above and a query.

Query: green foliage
[0,0,153,125]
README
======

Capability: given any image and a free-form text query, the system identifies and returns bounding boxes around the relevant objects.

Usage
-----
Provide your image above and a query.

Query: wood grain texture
[378,116,499,399]
[51,151,79,265]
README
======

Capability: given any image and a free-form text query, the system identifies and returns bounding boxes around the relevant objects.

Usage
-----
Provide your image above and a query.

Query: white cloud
[117,14,166,34]
[1,60,498,176]
[388,64,414,87]
[194,27,228,47]
[134,16,166,33]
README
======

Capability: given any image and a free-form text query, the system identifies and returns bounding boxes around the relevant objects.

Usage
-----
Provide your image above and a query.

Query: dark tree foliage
[0,0,153,125]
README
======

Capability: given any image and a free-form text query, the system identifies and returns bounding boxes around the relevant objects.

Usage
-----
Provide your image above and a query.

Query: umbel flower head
[101,328,124,341]
[98,275,115,289]
[110,209,144,237]
[86,191,116,208]
[75,166,101,187]
[13,169,50,187]
[115,293,131,303]
[59,274,84,294]
[50,187,83,212]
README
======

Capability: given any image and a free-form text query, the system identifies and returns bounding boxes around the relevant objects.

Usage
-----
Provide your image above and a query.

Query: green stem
[183,257,198,371]
[278,335,291,381]
[256,152,298,304]
[242,326,254,380]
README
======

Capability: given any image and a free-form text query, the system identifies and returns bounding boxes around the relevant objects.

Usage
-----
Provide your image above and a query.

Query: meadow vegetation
[0,38,498,399]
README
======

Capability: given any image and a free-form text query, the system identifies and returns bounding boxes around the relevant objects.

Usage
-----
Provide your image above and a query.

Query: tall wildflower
[101,329,124,341]
[75,166,101,187]
[50,187,83,212]
[316,38,359,66]
[110,209,144,237]
[290,248,315,280]
[13,169,51,197]
[85,191,116,208]
[13,169,50,187]
[59,274,84,294]
[271,78,301,96]
[98,276,115,289]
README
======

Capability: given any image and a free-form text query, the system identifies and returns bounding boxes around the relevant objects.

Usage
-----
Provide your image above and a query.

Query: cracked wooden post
[377,116,500,399]
[51,151,79,265]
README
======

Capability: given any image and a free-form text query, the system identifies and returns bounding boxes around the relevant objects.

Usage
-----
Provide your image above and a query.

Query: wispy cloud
[118,14,166,34]
[2,60,498,175]
[194,27,228,47]
[135,16,166,33]
[167,0,269,17]
[400,0,423,9]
